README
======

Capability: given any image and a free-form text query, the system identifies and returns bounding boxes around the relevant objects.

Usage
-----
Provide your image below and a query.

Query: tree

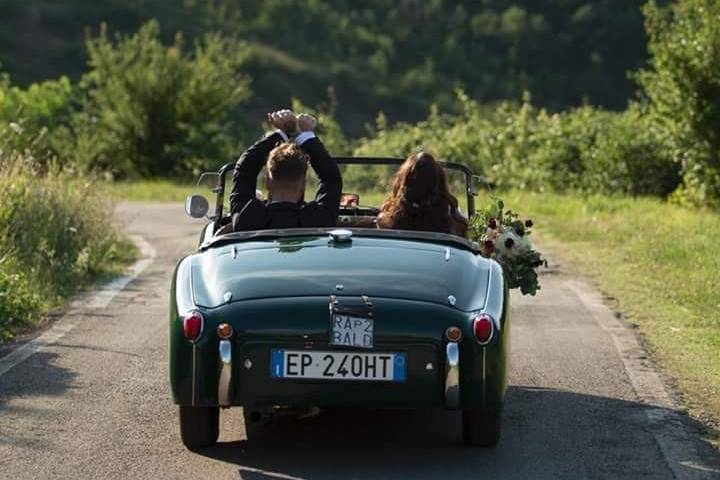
[69,21,251,177]
[637,0,720,206]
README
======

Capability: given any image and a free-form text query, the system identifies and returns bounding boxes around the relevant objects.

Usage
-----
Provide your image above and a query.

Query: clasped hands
[267,109,317,138]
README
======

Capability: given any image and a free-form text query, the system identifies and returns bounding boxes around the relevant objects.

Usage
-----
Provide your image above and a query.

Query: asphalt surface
[1,202,719,480]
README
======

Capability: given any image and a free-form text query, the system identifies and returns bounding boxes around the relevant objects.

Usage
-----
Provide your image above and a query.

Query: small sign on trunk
[330,314,374,349]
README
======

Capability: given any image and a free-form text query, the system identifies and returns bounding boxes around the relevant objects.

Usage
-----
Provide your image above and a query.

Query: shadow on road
[196,386,720,480]
[0,351,78,449]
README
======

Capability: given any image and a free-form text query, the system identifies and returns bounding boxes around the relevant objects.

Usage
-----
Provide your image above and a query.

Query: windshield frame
[211,157,478,230]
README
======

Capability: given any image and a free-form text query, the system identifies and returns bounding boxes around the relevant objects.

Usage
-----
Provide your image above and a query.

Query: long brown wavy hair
[377,152,468,236]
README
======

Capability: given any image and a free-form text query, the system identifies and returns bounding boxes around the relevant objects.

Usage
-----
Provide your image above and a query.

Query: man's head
[265,143,309,203]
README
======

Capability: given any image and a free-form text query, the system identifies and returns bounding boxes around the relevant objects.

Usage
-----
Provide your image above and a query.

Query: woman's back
[377,152,467,236]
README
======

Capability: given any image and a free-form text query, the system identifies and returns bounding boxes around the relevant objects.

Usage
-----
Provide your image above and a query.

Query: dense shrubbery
[0,133,134,341]
[0,73,73,155]
[0,21,252,179]
[355,92,681,197]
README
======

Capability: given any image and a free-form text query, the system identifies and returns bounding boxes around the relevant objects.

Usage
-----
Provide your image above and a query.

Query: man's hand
[297,113,317,132]
[267,109,298,136]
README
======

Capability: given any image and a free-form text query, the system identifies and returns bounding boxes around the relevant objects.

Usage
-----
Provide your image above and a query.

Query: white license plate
[330,314,373,348]
[270,350,406,382]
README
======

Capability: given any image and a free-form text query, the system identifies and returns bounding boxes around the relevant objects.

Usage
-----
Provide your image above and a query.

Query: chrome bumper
[445,342,460,409]
[218,340,232,406]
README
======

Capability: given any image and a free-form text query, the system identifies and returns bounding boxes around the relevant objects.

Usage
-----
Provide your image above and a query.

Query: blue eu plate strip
[270,349,284,378]
[393,353,407,382]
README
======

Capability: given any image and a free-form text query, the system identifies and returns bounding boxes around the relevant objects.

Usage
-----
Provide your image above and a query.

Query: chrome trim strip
[445,342,460,409]
[175,258,196,316]
[218,339,232,407]
[482,347,487,407]
[191,344,197,406]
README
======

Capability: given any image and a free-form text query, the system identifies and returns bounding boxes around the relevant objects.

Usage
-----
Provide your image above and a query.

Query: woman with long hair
[377,152,468,236]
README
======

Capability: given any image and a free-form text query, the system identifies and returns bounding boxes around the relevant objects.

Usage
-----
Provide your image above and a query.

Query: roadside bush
[0,131,134,341]
[354,91,680,197]
[0,73,74,157]
[67,20,251,178]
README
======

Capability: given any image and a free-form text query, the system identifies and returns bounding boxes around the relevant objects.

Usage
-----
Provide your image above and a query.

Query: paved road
[1,202,719,480]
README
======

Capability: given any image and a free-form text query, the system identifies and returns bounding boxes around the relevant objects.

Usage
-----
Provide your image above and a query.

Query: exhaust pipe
[248,410,273,425]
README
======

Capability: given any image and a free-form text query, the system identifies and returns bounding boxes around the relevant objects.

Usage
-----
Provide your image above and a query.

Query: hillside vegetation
[1,0,647,132]
[355,0,720,208]
[2,0,718,207]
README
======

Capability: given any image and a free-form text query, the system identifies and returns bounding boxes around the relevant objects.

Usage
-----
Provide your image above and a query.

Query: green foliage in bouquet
[469,198,546,296]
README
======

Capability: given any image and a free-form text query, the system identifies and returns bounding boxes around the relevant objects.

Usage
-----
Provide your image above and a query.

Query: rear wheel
[179,406,219,450]
[462,408,501,447]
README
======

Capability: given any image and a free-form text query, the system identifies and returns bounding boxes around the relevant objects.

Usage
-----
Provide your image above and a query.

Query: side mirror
[185,195,209,219]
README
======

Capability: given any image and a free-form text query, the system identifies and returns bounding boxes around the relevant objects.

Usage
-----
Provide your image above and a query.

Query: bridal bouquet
[469,198,546,296]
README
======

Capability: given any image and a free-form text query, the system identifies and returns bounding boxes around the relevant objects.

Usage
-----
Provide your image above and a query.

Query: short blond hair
[266,143,309,182]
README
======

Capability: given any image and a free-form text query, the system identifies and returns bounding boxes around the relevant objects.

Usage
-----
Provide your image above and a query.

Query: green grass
[500,191,720,433]
[106,179,198,202]
[107,179,393,207]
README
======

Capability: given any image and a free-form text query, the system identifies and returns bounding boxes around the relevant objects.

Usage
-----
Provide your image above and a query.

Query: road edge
[565,278,720,479]
[0,234,156,377]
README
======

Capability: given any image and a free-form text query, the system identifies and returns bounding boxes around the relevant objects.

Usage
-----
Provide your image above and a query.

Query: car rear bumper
[170,296,508,410]
[231,341,443,408]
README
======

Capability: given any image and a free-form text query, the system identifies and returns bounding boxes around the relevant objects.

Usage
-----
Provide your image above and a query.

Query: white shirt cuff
[271,129,289,142]
[294,131,315,145]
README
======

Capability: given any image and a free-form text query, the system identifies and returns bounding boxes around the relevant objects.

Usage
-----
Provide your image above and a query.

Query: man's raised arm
[229,131,284,215]
[294,114,342,221]
[230,110,301,215]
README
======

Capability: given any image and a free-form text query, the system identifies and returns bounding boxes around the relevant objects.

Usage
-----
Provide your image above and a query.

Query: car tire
[462,408,501,447]
[179,406,219,450]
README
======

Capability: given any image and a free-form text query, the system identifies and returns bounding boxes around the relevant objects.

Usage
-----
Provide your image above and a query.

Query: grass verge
[0,160,136,342]
[106,179,197,202]
[499,191,720,438]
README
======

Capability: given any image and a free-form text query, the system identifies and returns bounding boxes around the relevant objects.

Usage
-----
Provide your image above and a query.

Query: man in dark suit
[230,109,342,230]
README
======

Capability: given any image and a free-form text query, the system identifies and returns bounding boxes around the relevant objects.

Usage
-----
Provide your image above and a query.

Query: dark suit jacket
[229,131,342,230]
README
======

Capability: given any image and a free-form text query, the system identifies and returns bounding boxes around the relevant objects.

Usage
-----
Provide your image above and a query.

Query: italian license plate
[330,314,373,348]
[270,349,406,382]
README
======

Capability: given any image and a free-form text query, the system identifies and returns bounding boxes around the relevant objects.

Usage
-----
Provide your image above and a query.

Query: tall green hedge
[355,92,680,198]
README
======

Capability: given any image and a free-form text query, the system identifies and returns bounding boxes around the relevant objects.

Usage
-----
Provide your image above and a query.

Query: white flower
[495,231,529,258]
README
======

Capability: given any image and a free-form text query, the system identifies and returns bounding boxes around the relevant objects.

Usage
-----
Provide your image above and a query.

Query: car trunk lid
[190,235,491,311]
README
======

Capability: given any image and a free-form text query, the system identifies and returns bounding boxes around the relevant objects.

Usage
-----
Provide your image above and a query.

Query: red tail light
[473,314,494,345]
[183,311,204,342]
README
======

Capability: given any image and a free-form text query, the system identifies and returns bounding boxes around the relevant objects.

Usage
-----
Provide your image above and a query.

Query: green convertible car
[170,158,509,449]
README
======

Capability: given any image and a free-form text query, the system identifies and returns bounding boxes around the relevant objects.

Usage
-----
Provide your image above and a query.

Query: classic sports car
[170,158,509,449]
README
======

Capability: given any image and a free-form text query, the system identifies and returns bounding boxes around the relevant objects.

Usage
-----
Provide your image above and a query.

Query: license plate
[330,314,373,348]
[270,349,406,382]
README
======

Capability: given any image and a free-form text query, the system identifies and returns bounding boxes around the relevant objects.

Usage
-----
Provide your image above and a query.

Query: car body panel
[190,235,491,312]
[170,231,509,412]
